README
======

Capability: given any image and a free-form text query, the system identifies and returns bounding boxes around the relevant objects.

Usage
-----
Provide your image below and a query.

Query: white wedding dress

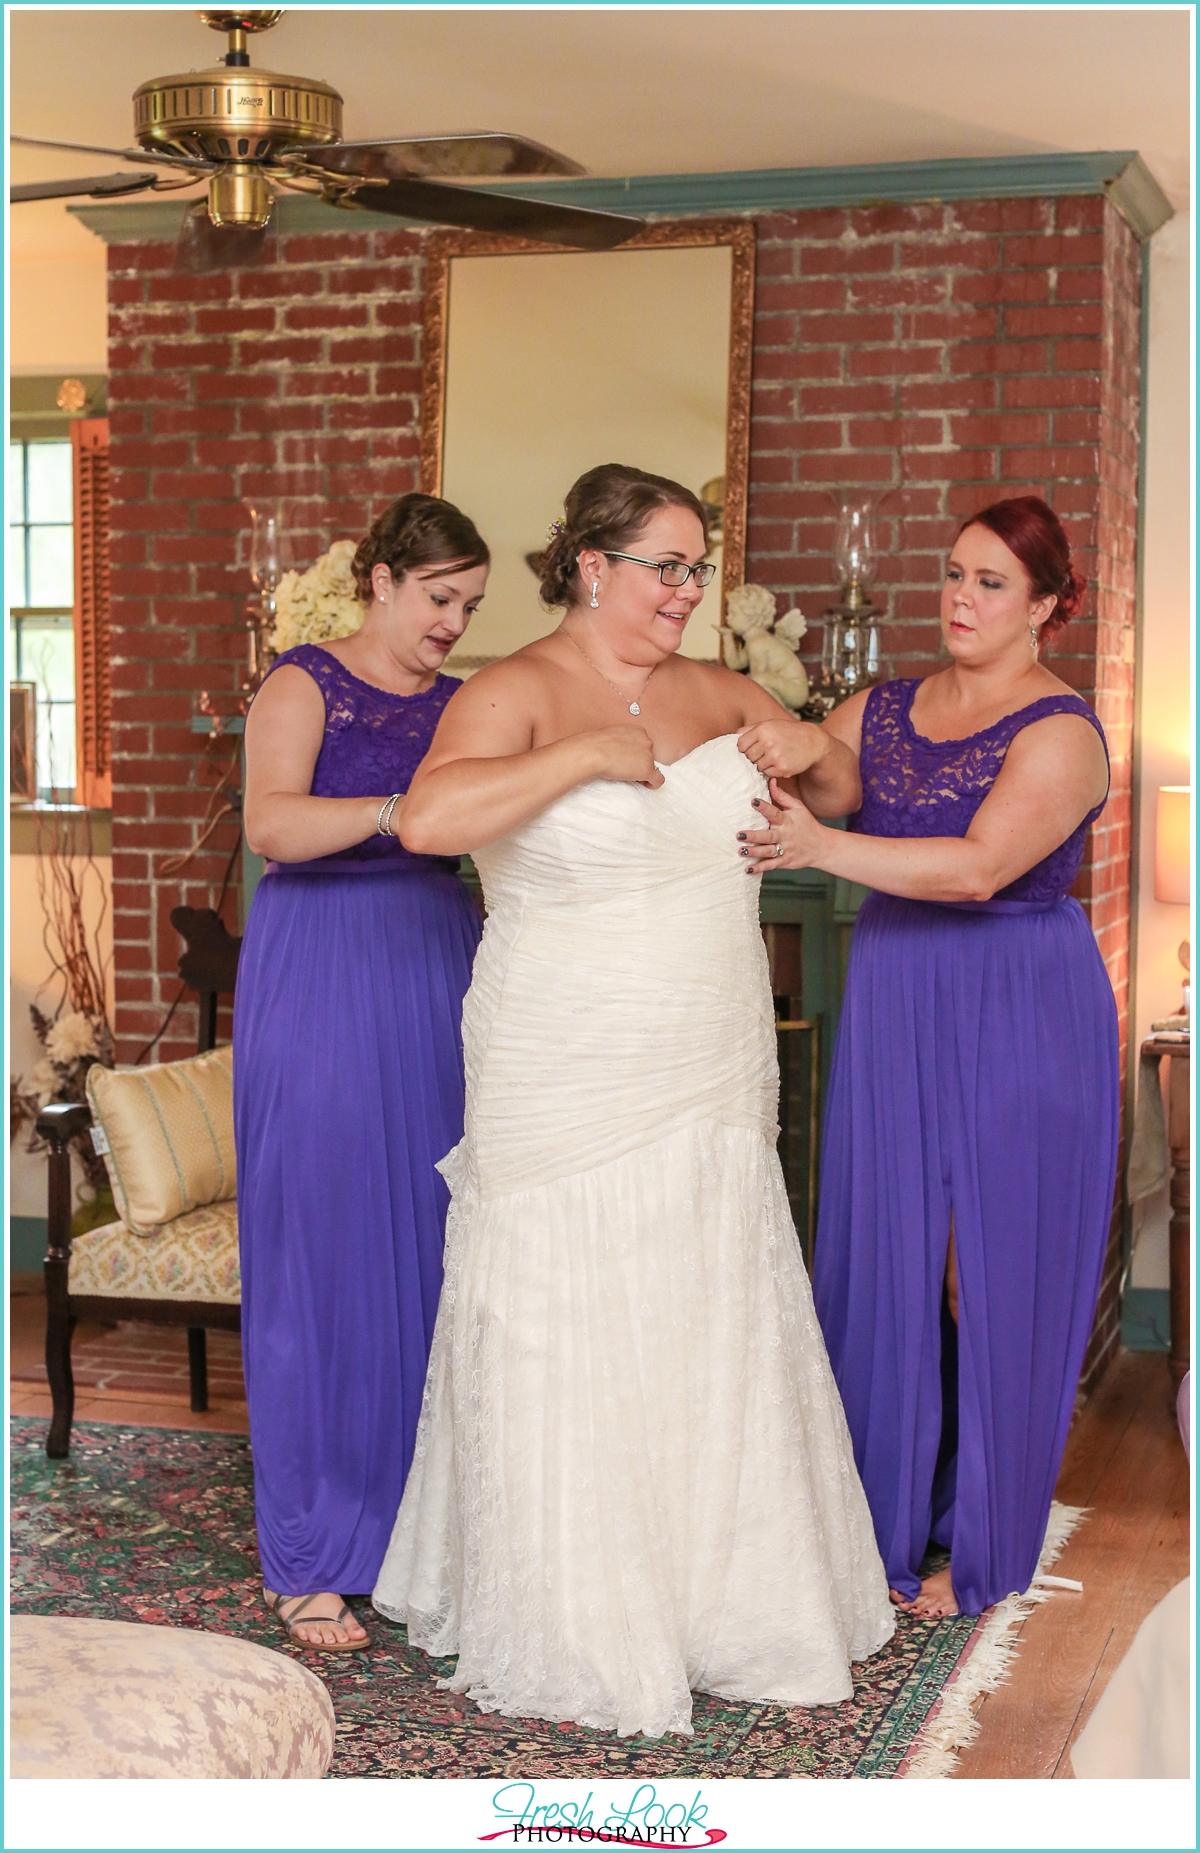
[372,733,894,1737]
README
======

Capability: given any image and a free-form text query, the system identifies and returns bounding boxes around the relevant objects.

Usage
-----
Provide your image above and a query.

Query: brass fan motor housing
[133,63,343,165]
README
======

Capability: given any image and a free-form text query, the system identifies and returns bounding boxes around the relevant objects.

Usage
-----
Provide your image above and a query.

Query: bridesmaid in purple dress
[235,495,487,1649]
[735,496,1118,1619]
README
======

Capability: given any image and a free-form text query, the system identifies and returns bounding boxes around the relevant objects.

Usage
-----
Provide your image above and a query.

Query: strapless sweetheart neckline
[652,730,742,772]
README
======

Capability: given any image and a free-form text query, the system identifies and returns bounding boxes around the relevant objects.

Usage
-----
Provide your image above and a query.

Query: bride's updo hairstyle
[539,463,709,610]
[351,493,490,604]
[959,495,1086,643]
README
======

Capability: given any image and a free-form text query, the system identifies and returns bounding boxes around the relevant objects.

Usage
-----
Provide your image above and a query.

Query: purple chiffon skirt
[233,863,481,1596]
[812,891,1119,1616]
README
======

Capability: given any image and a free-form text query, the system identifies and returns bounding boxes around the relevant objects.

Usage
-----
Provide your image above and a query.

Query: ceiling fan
[11,8,643,269]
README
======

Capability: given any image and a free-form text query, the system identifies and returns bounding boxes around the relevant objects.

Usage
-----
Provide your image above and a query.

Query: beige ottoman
[11,1617,335,1778]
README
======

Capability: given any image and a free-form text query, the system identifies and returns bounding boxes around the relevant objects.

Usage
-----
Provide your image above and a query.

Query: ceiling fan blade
[301,133,585,182]
[327,174,641,251]
[175,201,273,274]
[12,172,162,203]
[11,134,213,173]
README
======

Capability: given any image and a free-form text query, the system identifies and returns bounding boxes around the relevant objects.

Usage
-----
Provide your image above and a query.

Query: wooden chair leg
[187,1326,209,1412]
[44,1256,76,1460]
[38,1104,89,1461]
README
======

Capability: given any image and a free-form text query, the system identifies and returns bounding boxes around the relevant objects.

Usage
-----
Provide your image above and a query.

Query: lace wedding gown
[372,733,894,1737]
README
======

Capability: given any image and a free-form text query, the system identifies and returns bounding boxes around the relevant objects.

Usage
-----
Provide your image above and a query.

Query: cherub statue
[718,584,810,711]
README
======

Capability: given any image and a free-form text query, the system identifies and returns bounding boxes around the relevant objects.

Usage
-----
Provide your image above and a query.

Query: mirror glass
[437,243,738,666]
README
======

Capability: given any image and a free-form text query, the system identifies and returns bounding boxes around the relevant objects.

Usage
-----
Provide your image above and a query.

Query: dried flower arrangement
[269,539,364,652]
[11,815,116,1233]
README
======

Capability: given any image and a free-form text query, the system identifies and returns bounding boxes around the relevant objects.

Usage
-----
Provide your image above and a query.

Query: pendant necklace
[562,627,656,716]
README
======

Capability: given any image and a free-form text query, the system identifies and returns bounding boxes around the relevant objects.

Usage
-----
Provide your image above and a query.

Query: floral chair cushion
[69,1201,240,1304]
[10,1616,334,1779]
[86,1044,235,1236]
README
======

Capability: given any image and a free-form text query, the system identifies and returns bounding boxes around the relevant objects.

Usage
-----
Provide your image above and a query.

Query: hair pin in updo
[546,517,565,541]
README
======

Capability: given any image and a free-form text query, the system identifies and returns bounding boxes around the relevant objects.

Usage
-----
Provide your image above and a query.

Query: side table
[1142,1035,1191,1387]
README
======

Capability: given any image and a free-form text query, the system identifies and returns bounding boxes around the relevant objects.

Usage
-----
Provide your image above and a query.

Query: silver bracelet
[377,793,402,837]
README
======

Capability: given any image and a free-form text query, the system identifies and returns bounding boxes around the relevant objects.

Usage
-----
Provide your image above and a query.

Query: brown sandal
[266,1591,369,1652]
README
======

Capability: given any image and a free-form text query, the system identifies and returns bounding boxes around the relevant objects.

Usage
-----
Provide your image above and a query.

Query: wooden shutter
[72,417,111,808]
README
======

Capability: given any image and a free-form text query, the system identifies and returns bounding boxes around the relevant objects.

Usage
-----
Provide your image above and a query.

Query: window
[9,438,76,799]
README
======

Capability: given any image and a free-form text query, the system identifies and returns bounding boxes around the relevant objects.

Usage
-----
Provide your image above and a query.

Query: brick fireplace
[101,183,1142,1383]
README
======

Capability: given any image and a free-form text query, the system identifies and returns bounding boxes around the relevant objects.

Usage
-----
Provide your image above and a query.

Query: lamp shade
[1155,786,1191,905]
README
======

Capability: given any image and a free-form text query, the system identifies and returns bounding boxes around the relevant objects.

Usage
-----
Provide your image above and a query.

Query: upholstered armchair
[38,907,242,1459]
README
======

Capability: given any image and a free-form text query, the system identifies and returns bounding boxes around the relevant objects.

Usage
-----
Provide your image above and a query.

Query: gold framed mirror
[419,219,755,667]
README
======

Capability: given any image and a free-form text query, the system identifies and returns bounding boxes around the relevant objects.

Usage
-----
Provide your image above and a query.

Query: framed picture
[10,681,37,804]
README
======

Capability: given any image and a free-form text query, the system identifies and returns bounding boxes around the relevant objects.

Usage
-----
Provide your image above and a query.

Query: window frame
[6,395,111,810]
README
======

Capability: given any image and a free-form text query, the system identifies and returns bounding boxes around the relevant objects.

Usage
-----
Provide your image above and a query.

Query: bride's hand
[737,718,828,781]
[585,726,665,790]
[736,778,825,872]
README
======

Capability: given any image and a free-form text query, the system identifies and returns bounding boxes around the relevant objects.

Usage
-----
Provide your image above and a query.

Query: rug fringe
[900,1500,1088,1779]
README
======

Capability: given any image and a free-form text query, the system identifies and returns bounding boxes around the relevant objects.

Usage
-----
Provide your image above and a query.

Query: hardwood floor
[8,1274,250,1436]
[953,1349,1190,1778]
[8,1277,1189,1778]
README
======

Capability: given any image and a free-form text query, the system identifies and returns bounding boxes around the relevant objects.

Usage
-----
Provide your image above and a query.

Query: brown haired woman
[235,494,488,1650]
[371,463,894,1735]
[736,495,1117,1621]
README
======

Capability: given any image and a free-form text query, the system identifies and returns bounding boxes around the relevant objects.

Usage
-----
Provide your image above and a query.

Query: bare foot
[908,1567,959,1619]
[889,1587,916,1610]
[264,1588,368,1648]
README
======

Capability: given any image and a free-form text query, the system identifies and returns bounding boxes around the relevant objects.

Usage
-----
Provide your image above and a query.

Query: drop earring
[1030,624,1039,651]
[590,581,600,609]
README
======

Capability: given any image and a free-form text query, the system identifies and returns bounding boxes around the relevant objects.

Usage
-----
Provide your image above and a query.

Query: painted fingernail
[739,847,749,856]
[736,832,746,841]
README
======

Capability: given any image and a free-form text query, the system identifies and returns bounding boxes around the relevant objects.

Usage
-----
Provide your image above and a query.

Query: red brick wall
[106,227,425,1061]
[743,194,1140,1385]
[104,196,1140,1386]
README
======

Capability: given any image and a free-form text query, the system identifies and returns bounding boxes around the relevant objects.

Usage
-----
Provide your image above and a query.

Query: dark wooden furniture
[40,907,242,1459]
[1142,1034,1191,1389]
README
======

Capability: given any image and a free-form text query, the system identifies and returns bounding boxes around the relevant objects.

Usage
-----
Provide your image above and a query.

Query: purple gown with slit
[233,645,481,1597]
[812,678,1119,1616]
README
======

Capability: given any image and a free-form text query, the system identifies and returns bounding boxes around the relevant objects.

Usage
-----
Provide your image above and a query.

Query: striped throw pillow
[86,1045,235,1236]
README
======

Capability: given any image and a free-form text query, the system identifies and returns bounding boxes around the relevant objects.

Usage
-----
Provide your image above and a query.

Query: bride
[372,463,894,1737]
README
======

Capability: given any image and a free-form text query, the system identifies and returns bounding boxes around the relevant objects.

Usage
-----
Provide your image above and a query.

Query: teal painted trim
[241,840,265,928]
[191,715,245,735]
[9,806,111,855]
[1122,1286,1170,1352]
[69,149,1171,246]
[10,1218,47,1273]
[1123,238,1154,1273]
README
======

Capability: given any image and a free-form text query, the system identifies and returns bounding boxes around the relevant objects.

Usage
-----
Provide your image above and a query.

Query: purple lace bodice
[852,677,1109,903]
[262,644,460,868]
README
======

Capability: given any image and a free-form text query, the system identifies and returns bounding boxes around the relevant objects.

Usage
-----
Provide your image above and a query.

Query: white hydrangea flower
[725,583,778,633]
[30,1058,59,1106]
[271,540,365,652]
[44,1011,99,1066]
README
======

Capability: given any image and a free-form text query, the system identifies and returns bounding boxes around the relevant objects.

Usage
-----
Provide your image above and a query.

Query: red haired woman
[736,495,1118,1618]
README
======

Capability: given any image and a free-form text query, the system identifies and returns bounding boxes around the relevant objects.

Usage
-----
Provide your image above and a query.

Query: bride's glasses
[603,551,717,588]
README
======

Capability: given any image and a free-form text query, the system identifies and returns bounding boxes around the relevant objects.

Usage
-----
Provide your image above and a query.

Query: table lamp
[1155,785,1191,1016]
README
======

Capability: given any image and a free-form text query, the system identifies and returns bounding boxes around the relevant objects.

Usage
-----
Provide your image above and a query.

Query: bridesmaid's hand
[737,717,829,782]
[736,779,826,872]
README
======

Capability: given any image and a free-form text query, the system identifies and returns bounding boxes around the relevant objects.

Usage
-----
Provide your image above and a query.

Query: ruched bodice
[463,735,775,1196]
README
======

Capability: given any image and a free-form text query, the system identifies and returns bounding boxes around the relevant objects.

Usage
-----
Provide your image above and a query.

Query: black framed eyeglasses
[603,551,717,588]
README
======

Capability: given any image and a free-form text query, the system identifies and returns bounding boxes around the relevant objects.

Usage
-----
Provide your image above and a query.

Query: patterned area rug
[11,1418,984,1779]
